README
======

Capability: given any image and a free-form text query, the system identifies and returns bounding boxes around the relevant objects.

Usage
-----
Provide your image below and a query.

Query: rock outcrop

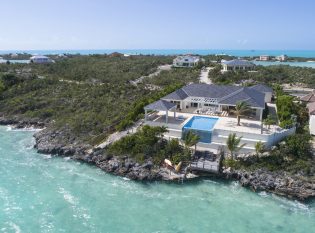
[223,168,315,200]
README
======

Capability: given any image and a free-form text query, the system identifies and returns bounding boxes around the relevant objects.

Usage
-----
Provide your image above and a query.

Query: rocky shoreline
[223,168,315,201]
[1,117,315,201]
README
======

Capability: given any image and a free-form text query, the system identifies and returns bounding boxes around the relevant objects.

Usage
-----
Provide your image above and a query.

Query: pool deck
[148,111,281,135]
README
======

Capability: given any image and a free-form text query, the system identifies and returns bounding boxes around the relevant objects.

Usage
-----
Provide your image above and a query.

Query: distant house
[259,55,270,61]
[30,55,54,64]
[173,55,200,68]
[0,57,6,63]
[250,84,273,103]
[276,55,288,62]
[307,102,315,135]
[221,59,255,72]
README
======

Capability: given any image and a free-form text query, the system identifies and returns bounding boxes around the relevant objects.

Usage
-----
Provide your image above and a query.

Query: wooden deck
[189,160,219,173]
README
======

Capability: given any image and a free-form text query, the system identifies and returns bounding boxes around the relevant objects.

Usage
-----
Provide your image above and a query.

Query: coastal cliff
[1,117,314,201]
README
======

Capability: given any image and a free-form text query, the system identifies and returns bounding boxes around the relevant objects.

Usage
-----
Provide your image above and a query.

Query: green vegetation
[210,65,315,87]
[108,125,189,165]
[263,115,276,129]
[255,141,265,155]
[225,133,314,175]
[275,93,308,131]
[182,130,200,153]
[226,133,246,160]
[0,55,199,146]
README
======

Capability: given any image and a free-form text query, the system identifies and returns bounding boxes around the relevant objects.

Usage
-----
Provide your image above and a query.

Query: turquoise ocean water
[1,126,315,233]
[1,49,315,58]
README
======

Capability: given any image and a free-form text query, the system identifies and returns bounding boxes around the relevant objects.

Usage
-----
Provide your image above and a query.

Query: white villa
[30,55,54,64]
[276,55,288,62]
[173,55,200,68]
[259,55,270,61]
[144,83,294,154]
[221,59,255,72]
[307,102,315,135]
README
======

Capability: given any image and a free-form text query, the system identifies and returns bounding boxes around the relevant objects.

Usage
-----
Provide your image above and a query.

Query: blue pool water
[183,116,218,143]
[184,116,218,131]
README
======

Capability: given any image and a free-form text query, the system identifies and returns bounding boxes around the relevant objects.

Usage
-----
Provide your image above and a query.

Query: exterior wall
[260,56,270,61]
[264,92,272,103]
[173,56,199,68]
[309,115,315,135]
[222,64,254,71]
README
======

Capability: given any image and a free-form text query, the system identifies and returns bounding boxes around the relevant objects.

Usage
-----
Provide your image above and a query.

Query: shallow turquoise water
[1,49,315,58]
[1,126,315,233]
[253,60,315,68]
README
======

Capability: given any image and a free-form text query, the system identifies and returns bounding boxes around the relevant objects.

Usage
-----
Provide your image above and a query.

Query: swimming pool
[182,116,218,143]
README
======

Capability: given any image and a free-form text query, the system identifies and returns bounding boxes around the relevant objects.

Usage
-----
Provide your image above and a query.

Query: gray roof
[163,89,188,100]
[250,84,273,93]
[144,100,177,111]
[219,87,265,108]
[183,84,240,98]
[163,84,240,100]
[222,59,254,67]
[161,83,266,108]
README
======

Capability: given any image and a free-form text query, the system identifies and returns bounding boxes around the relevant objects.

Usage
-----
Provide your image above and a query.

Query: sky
[1,0,315,50]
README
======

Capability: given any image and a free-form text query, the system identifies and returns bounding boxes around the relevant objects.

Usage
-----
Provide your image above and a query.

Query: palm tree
[226,133,246,160]
[234,101,251,126]
[263,115,276,130]
[183,130,200,153]
[255,141,265,156]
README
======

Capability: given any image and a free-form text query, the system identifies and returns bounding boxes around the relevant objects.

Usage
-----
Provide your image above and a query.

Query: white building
[308,102,315,135]
[221,59,255,72]
[259,55,270,61]
[276,55,288,62]
[30,55,54,64]
[173,55,200,68]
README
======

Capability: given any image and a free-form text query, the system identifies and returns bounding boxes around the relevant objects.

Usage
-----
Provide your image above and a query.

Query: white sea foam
[8,222,21,233]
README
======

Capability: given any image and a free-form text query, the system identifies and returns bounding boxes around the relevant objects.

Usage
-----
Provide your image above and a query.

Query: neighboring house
[307,102,315,135]
[249,84,273,103]
[259,55,270,61]
[173,55,200,68]
[161,83,265,120]
[276,55,288,62]
[30,55,54,64]
[300,90,315,103]
[221,59,255,71]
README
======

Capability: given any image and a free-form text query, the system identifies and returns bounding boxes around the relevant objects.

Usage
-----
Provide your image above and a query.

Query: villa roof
[219,87,265,108]
[161,83,267,108]
[183,84,240,98]
[250,84,273,93]
[144,100,177,111]
[300,90,315,103]
[163,88,189,100]
[221,59,254,67]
